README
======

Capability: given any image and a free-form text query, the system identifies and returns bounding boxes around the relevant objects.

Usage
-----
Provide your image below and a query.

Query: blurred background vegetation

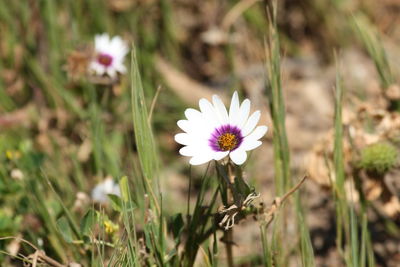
[0,0,399,266]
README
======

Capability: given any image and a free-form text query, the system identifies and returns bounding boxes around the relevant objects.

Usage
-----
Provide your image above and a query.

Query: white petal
[237,99,250,128]
[212,95,229,124]
[229,149,247,165]
[113,48,128,61]
[120,45,129,57]
[189,151,214,165]
[106,67,117,78]
[185,108,202,121]
[179,146,196,156]
[112,185,121,197]
[95,34,110,52]
[89,61,105,75]
[178,123,210,142]
[115,63,127,74]
[179,139,209,155]
[92,186,107,203]
[199,100,213,118]
[103,178,114,193]
[242,111,261,136]
[199,98,213,113]
[245,126,268,142]
[119,44,129,57]
[213,151,229,161]
[94,34,104,48]
[229,91,240,126]
[98,33,109,42]
[183,108,213,138]
[111,37,129,58]
[174,133,192,145]
[240,140,262,151]
[94,34,102,44]
[199,98,218,126]
[91,177,120,204]
[111,36,123,49]
[177,120,190,132]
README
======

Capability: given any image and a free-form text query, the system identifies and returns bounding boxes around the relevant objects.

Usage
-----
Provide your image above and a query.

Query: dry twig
[259,175,308,228]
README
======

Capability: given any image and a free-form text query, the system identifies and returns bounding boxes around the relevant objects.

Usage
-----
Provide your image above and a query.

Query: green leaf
[80,209,97,237]
[108,194,123,212]
[119,176,129,202]
[170,213,184,240]
[56,216,74,243]
[108,194,136,213]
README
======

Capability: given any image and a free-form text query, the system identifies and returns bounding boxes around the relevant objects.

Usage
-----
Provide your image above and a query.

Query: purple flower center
[97,53,113,67]
[209,124,243,152]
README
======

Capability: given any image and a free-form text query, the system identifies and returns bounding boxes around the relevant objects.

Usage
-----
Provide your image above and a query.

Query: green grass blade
[265,2,314,266]
[130,43,159,190]
[351,13,394,89]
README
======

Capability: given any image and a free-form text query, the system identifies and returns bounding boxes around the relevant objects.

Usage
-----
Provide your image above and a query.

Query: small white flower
[91,177,121,204]
[175,91,268,165]
[89,33,128,78]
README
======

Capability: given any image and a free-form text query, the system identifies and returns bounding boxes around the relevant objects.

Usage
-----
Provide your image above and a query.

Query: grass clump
[359,143,398,174]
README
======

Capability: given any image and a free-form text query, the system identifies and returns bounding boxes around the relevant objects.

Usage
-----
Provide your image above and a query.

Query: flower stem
[225,228,234,267]
[224,163,235,267]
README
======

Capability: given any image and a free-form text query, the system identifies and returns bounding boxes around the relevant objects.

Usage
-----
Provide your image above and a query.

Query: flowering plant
[89,33,128,79]
[175,91,268,165]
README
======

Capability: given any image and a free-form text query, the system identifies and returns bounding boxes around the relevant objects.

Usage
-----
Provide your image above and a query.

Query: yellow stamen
[218,133,237,151]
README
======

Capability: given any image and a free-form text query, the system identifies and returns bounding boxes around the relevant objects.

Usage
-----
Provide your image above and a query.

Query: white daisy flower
[91,177,121,204]
[89,33,128,78]
[175,91,268,165]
